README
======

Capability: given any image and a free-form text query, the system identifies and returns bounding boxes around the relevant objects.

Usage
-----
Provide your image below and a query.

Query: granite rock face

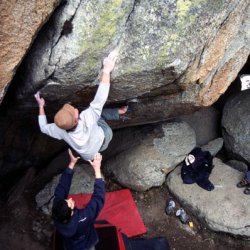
[222,90,250,165]
[180,107,221,146]
[8,0,249,126]
[0,0,60,103]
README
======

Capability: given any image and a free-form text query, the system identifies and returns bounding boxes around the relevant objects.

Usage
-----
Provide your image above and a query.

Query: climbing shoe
[165,198,176,215]
[176,208,188,224]
[244,185,250,195]
[237,179,249,188]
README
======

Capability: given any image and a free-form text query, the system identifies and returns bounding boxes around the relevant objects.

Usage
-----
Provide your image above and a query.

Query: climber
[52,149,105,250]
[34,50,127,161]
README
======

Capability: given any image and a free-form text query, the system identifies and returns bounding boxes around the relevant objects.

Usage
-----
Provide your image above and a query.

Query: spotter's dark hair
[52,199,72,223]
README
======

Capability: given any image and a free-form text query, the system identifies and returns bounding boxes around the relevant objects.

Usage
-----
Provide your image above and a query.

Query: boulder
[201,137,224,156]
[35,163,95,215]
[166,158,250,237]
[105,121,196,191]
[222,89,250,164]
[179,107,221,146]
[11,0,249,126]
[0,0,60,103]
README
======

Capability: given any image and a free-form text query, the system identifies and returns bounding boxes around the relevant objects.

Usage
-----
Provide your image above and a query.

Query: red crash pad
[69,189,147,237]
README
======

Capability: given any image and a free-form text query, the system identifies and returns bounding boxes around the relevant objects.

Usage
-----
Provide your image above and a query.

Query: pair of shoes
[236,179,250,195]
[237,179,249,188]
[176,208,189,224]
[165,198,189,224]
[165,198,176,215]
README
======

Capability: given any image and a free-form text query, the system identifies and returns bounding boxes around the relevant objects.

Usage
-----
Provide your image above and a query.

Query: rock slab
[167,158,250,237]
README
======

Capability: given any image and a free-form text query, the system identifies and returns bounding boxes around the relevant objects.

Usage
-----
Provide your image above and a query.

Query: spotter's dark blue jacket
[53,168,105,250]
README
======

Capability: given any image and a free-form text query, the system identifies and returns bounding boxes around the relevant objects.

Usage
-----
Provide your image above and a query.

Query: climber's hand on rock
[34,92,45,107]
[103,49,118,74]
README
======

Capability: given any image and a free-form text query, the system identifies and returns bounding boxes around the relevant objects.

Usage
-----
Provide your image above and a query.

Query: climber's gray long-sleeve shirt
[38,83,109,161]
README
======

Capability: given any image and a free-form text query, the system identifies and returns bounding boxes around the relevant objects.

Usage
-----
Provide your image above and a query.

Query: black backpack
[181,147,214,180]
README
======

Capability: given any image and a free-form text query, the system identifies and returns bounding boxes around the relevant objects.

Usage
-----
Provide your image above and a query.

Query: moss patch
[76,0,128,73]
